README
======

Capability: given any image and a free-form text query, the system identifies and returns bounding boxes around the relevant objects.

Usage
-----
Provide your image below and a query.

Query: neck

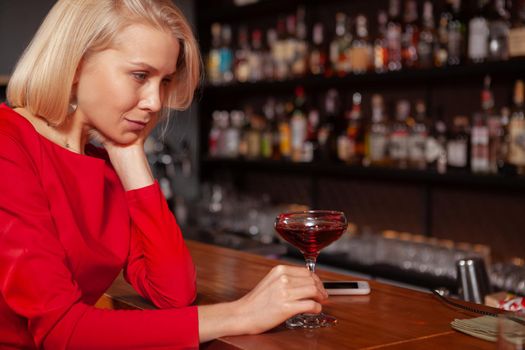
[15,107,90,154]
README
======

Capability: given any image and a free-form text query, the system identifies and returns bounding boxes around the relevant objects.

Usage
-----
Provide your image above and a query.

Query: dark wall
[0,0,55,76]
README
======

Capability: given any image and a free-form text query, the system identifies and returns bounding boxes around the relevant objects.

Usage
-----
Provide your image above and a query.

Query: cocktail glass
[274,210,348,329]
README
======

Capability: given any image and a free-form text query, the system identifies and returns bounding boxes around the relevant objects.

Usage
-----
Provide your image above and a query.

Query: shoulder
[0,103,42,168]
[0,103,41,149]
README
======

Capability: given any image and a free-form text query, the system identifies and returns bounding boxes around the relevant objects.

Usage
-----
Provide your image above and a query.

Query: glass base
[285,313,337,329]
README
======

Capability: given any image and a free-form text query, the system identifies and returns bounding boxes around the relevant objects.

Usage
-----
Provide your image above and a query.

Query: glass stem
[305,258,316,273]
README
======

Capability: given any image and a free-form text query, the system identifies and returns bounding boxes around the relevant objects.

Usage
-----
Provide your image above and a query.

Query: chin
[115,133,141,146]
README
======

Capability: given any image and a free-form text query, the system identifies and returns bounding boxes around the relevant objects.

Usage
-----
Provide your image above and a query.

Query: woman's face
[75,23,179,145]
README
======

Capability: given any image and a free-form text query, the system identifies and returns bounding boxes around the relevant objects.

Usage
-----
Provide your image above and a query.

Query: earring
[68,98,78,115]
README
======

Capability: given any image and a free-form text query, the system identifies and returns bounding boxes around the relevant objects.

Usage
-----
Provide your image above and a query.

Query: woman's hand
[197,265,328,342]
[233,264,328,334]
[89,119,157,191]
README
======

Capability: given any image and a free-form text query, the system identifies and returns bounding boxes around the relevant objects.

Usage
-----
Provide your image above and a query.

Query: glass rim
[277,210,346,217]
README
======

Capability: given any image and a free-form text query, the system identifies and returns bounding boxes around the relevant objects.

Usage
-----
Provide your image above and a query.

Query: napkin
[451,315,525,346]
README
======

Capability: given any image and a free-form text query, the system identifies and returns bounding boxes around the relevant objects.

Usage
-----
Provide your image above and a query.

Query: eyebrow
[128,61,176,77]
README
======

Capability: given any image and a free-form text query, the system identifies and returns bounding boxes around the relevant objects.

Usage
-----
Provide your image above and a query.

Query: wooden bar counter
[98,240,495,349]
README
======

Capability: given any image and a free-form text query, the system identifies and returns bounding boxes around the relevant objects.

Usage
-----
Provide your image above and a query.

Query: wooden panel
[317,178,424,234]
[432,188,525,260]
[241,172,312,207]
[103,240,495,349]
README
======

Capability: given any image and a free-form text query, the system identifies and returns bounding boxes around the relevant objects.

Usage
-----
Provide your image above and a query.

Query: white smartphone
[323,281,371,295]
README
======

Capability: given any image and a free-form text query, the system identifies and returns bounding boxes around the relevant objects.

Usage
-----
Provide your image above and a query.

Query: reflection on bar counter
[185,182,525,300]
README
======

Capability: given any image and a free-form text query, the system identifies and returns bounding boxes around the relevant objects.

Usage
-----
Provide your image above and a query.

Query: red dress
[0,104,199,349]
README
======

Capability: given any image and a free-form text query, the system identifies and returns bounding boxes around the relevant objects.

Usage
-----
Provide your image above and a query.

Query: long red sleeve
[124,183,197,309]
[0,104,199,349]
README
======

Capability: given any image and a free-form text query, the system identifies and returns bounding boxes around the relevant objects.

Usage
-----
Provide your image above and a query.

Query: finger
[286,300,323,316]
[285,284,328,303]
[310,274,327,295]
[272,265,313,278]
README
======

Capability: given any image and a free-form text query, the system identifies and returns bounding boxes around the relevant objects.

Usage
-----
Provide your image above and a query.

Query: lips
[124,118,148,131]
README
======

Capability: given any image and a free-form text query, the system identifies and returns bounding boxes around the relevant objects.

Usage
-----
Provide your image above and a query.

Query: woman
[0,0,328,349]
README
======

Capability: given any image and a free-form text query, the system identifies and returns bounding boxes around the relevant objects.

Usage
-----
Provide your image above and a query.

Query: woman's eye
[162,77,173,86]
[132,72,148,81]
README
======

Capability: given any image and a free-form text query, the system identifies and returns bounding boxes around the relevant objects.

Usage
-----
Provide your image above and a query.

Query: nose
[139,83,162,113]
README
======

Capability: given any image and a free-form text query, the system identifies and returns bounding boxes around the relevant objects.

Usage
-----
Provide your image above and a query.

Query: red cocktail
[275,210,348,328]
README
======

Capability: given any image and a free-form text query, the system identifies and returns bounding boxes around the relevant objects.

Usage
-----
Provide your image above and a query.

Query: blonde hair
[7,0,201,125]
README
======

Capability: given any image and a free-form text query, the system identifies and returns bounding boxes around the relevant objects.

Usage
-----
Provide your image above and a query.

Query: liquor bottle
[447,0,466,65]
[245,107,262,160]
[468,0,490,63]
[219,25,234,83]
[408,100,428,170]
[345,92,366,165]
[386,0,403,71]
[234,26,250,83]
[319,89,341,162]
[435,8,449,67]
[401,0,419,68]
[209,110,222,157]
[284,14,299,80]
[487,0,510,61]
[350,14,372,74]
[207,23,222,85]
[277,101,292,160]
[447,115,470,172]
[390,100,410,168]
[261,99,276,159]
[264,29,277,80]
[330,12,352,76]
[291,87,307,162]
[508,80,525,173]
[426,118,448,173]
[309,23,327,76]
[292,6,308,77]
[509,0,525,57]
[487,104,503,173]
[224,110,243,158]
[248,29,264,82]
[367,94,390,167]
[374,11,389,73]
[471,76,492,173]
[273,17,288,81]
[496,107,517,174]
[305,109,320,162]
[418,1,437,69]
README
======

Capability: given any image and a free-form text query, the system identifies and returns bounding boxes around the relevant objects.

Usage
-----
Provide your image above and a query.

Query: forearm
[107,146,154,190]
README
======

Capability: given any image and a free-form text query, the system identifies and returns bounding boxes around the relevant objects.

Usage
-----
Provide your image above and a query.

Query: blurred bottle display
[205,1,516,85]
[203,1,525,179]
[206,78,525,177]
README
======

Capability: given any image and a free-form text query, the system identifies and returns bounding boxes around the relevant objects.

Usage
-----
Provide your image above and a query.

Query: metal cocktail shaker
[456,257,492,304]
